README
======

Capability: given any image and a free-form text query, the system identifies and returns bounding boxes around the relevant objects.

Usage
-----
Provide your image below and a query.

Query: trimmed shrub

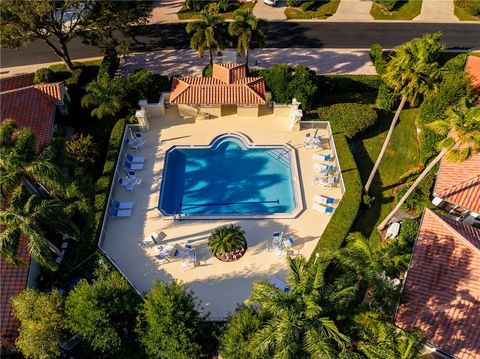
[308,132,362,268]
[317,103,378,139]
[288,65,318,111]
[399,218,419,245]
[263,64,293,104]
[369,44,387,75]
[34,68,55,84]
[203,64,213,77]
[317,75,382,94]
[374,0,398,11]
[125,69,170,104]
[442,53,468,73]
[300,1,315,11]
[376,83,398,111]
[93,119,126,237]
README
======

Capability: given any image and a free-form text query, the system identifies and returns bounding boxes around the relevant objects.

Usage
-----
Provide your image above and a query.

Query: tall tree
[378,101,480,230]
[364,32,444,193]
[65,269,140,354]
[0,187,78,269]
[186,7,227,65]
[228,9,267,65]
[11,289,67,359]
[246,256,350,359]
[136,280,204,359]
[0,0,89,70]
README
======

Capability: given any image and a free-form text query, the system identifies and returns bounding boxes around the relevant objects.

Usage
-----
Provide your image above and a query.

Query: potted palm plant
[208,224,247,262]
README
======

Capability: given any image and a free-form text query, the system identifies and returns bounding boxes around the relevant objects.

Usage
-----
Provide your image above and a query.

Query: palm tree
[185,8,226,65]
[209,224,246,258]
[0,186,79,270]
[357,314,426,359]
[378,101,480,230]
[81,76,125,119]
[329,232,406,313]
[0,120,63,201]
[247,256,349,358]
[228,9,267,66]
[364,32,444,193]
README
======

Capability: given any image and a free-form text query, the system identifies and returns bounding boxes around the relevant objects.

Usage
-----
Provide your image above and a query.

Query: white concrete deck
[100,107,343,319]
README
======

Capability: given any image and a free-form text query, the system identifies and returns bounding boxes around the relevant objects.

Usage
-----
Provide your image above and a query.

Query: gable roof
[433,153,480,213]
[396,209,480,359]
[170,63,266,105]
[465,55,480,90]
[0,73,35,92]
[0,236,30,354]
[0,74,63,151]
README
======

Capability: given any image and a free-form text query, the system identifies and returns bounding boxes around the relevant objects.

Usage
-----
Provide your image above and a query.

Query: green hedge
[369,44,387,75]
[34,68,55,83]
[93,119,127,239]
[317,103,378,140]
[308,129,362,268]
[317,75,382,94]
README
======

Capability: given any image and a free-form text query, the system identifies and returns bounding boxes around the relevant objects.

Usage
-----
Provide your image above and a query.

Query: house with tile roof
[0,73,70,151]
[0,73,68,355]
[431,153,480,227]
[168,63,268,119]
[396,208,480,359]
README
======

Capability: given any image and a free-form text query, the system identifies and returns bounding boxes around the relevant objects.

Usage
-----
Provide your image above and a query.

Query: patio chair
[283,235,294,248]
[303,133,312,148]
[118,178,134,191]
[313,153,332,162]
[110,208,132,217]
[312,136,322,148]
[126,153,145,163]
[138,237,156,248]
[129,139,145,150]
[312,203,334,214]
[270,277,290,292]
[272,231,283,243]
[156,245,173,263]
[313,194,335,205]
[129,128,142,140]
[124,161,143,171]
[111,200,134,209]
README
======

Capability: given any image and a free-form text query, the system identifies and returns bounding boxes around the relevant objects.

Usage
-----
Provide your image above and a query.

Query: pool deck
[101,107,343,319]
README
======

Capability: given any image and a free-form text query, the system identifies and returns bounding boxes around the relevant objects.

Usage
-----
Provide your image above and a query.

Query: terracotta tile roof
[0,73,34,92]
[396,209,480,359]
[170,63,266,105]
[465,55,480,90]
[433,153,480,212]
[0,75,63,151]
[0,235,30,354]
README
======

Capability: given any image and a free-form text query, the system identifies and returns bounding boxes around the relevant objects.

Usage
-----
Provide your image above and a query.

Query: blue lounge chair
[111,200,134,209]
[110,208,132,217]
[124,161,143,170]
[313,203,334,214]
[126,154,145,163]
[270,277,290,292]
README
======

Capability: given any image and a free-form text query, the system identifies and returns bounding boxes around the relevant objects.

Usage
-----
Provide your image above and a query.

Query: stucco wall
[237,105,259,118]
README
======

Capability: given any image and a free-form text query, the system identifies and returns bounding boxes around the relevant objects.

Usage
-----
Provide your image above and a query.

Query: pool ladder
[269,143,291,167]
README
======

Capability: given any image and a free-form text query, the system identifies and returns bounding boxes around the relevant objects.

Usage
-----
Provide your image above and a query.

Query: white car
[264,0,277,6]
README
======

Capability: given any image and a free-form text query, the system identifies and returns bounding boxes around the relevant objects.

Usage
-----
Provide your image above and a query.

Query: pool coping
[157,132,305,220]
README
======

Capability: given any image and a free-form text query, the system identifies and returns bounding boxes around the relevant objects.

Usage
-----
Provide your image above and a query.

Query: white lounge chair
[313,203,334,214]
[270,277,290,292]
[313,195,335,205]
[126,154,145,163]
[118,178,134,191]
[129,139,145,150]
[124,161,143,171]
[111,200,134,209]
[110,208,132,217]
[303,133,312,148]
[312,136,322,148]
[283,235,294,248]
[313,153,332,162]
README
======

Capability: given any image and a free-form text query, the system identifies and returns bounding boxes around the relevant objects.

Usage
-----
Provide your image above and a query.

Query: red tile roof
[433,153,480,212]
[0,74,63,151]
[0,73,34,92]
[0,236,30,354]
[465,55,480,90]
[170,63,266,105]
[396,209,480,359]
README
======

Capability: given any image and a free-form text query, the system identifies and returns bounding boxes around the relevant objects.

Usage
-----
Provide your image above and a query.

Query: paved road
[2,22,479,68]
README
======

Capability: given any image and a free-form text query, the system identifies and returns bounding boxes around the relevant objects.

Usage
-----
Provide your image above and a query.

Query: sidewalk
[327,0,373,21]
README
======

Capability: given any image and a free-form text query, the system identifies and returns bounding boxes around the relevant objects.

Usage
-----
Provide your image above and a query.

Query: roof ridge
[427,209,480,252]
[170,77,191,103]
[245,79,266,103]
[435,174,480,196]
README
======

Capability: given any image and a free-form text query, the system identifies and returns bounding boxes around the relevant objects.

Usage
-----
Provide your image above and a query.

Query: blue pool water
[159,135,296,216]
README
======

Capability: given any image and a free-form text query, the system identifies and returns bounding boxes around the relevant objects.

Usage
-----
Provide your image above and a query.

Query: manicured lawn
[177,1,256,20]
[454,0,480,20]
[284,0,340,19]
[371,0,423,20]
[353,109,420,241]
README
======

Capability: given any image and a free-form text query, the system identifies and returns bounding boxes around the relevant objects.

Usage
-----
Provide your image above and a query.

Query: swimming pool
[159,134,300,217]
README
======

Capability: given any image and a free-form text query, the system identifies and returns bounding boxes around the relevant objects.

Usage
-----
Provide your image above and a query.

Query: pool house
[98,64,345,319]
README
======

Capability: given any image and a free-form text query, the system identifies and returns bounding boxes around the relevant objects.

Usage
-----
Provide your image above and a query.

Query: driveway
[149,0,184,23]
[253,0,287,21]
[328,0,373,21]
[119,48,376,76]
[414,0,458,22]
